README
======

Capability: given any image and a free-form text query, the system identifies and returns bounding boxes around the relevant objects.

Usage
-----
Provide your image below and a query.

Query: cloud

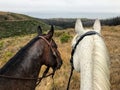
[0,0,120,13]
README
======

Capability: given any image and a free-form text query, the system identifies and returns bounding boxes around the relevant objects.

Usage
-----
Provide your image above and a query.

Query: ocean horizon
[24,12,120,19]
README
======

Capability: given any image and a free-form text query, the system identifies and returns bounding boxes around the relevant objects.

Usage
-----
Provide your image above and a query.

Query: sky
[0,0,120,18]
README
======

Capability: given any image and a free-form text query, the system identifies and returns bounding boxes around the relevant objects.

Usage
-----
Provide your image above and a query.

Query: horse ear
[37,26,42,35]
[93,19,101,33]
[75,19,84,35]
[46,25,54,40]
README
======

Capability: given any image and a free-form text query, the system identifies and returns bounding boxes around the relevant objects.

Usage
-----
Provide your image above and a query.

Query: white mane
[72,19,110,90]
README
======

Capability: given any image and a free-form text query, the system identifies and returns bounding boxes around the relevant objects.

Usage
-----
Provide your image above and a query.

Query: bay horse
[0,25,62,90]
[70,19,110,90]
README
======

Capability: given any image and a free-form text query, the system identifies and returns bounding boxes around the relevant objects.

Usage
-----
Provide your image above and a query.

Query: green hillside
[0,11,50,38]
[0,11,32,21]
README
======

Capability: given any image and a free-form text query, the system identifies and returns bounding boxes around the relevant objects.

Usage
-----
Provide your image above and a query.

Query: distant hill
[40,18,76,29]
[40,17,120,29]
[40,18,99,28]
[0,11,50,38]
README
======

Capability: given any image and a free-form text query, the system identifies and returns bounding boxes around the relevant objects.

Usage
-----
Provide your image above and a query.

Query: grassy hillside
[0,26,120,90]
[0,11,32,21]
[0,20,51,38]
[0,11,50,38]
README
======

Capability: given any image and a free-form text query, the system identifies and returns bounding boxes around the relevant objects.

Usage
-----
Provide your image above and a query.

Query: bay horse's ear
[37,26,42,35]
[46,25,54,40]
[93,19,101,34]
[75,19,84,35]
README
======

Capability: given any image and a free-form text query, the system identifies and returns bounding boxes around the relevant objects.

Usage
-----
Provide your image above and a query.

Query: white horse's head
[72,19,101,48]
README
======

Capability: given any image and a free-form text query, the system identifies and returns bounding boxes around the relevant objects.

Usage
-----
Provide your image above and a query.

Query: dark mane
[0,36,40,74]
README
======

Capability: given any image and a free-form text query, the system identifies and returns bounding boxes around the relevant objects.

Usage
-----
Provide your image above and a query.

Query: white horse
[71,19,110,90]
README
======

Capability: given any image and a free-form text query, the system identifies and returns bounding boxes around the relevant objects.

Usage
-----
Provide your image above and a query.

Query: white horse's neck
[80,55,93,90]
[78,35,94,90]
[81,64,93,90]
[73,34,110,90]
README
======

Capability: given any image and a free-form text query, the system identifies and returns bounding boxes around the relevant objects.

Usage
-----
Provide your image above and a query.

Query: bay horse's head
[37,25,62,70]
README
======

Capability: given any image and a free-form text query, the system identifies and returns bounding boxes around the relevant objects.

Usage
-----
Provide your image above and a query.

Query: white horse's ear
[93,19,101,33]
[75,19,84,35]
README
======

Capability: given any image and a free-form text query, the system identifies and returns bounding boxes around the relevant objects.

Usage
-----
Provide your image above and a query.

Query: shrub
[54,31,64,37]
[60,33,71,43]
[0,41,4,50]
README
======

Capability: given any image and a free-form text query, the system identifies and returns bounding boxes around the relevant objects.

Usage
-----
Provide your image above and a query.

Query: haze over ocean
[24,12,120,19]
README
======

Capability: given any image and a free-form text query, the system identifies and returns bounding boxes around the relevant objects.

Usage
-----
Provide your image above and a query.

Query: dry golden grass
[0,26,120,90]
[102,26,120,90]
[0,11,8,15]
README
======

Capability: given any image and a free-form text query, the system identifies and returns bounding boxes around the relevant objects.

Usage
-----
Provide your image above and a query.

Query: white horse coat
[72,19,110,90]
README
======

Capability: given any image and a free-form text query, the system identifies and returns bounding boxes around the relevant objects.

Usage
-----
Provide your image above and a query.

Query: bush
[0,41,4,50]
[60,33,71,43]
[54,31,64,37]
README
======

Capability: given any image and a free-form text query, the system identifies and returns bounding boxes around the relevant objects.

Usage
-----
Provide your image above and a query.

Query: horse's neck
[78,36,94,90]
[80,66,93,90]
[1,40,42,78]
[14,43,42,78]
[78,35,110,90]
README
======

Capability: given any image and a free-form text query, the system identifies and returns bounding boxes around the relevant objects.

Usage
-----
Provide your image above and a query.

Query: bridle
[0,36,58,87]
[67,31,100,90]
[39,36,59,64]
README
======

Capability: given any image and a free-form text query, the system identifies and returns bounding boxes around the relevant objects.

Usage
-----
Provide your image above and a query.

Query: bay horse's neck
[0,37,42,78]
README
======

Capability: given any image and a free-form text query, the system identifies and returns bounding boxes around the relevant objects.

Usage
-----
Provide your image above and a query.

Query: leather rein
[67,31,100,90]
[0,73,53,86]
[0,36,56,86]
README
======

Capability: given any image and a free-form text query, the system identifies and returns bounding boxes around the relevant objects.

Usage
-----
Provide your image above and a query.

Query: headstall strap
[38,36,51,46]
[71,31,100,58]
[38,36,55,54]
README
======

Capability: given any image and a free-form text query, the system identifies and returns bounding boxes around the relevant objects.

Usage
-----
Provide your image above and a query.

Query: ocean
[25,12,120,19]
